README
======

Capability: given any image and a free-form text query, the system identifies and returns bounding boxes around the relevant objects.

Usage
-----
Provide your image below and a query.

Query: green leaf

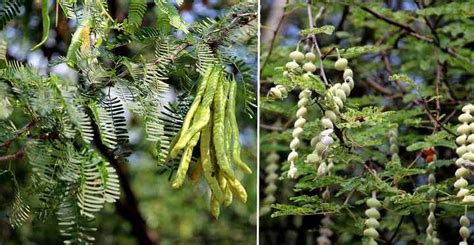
[417,2,474,17]
[300,25,335,36]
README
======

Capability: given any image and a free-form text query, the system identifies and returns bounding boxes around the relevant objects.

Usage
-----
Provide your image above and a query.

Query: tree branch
[0,120,36,148]
[0,149,25,162]
[306,0,329,86]
[360,6,465,61]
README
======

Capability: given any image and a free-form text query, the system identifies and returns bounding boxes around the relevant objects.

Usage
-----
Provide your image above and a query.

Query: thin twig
[388,216,405,242]
[360,6,466,61]
[0,120,36,148]
[306,0,329,86]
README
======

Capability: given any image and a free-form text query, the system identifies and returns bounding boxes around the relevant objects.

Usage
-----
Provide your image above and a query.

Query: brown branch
[0,149,25,162]
[360,6,465,61]
[0,120,37,148]
[360,6,433,42]
[86,107,156,244]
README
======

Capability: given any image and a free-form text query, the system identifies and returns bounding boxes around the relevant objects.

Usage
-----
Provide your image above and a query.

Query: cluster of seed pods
[260,151,279,215]
[426,174,440,245]
[305,54,354,171]
[317,215,333,245]
[363,193,382,245]
[455,104,474,202]
[454,104,474,244]
[287,89,312,179]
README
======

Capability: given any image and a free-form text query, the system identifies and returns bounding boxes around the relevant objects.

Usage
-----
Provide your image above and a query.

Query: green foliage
[260,0,473,243]
[1,0,256,243]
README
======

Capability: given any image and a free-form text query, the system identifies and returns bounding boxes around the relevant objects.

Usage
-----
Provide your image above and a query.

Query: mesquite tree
[260,0,473,244]
[0,0,256,243]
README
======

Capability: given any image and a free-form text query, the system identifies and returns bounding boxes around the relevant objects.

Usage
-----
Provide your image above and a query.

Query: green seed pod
[341,83,351,96]
[457,124,470,135]
[325,110,337,123]
[459,226,470,239]
[390,144,399,154]
[343,68,353,79]
[460,241,468,245]
[315,142,327,154]
[468,134,474,143]
[462,104,474,113]
[286,61,300,70]
[336,89,346,101]
[455,167,470,178]
[333,96,344,109]
[306,153,321,164]
[365,208,380,219]
[366,198,382,209]
[363,228,379,238]
[460,216,470,226]
[303,62,317,72]
[334,58,348,71]
[289,50,305,62]
[470,122,474,131]
[457,188,469,197]
[428,174,436,185]
[305,52,316,61]
[426,224,433,234]
[428,213,436,223]
[321,117,334,129]
[457,135,468,145]
[429,203,436,212]
[457,145,468,156]
[269,87,283,99]
[463,152,474,161]
[283,71,289,77]
[322,189,330,200]
[365,218,380,228]
[459,113,473,123]
[367,238,377,245]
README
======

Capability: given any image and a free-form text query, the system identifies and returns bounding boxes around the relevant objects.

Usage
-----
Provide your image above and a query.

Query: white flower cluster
[287,89,312,179]
[363,194,382,245]
[260,151,279,216]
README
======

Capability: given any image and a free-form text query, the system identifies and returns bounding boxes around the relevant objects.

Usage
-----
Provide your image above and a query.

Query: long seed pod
[171,132,200,188]
[66,18,92,67]
[228,79,252,174]
[170,65,220,158]
[200,114,224,202]
[213,79,236,180]
[287,89,311,179]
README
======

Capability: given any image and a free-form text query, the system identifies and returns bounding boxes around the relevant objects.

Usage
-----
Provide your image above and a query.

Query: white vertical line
[256,0,261,243]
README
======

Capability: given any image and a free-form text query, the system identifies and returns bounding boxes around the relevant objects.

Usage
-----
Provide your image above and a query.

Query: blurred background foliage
[0,0,256,244]
[260,0,473,244]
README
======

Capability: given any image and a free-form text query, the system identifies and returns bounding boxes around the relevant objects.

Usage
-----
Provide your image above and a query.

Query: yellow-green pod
[227,79,252,174]
[200,116,224,202]
[171,132,200,188]
[66,18,92,67]
[178,66,213,140]
[212,78,236,180]
[210,193,220,219]
[217,170,233,207]
[227,177,247,203]
[170,66,220,158]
